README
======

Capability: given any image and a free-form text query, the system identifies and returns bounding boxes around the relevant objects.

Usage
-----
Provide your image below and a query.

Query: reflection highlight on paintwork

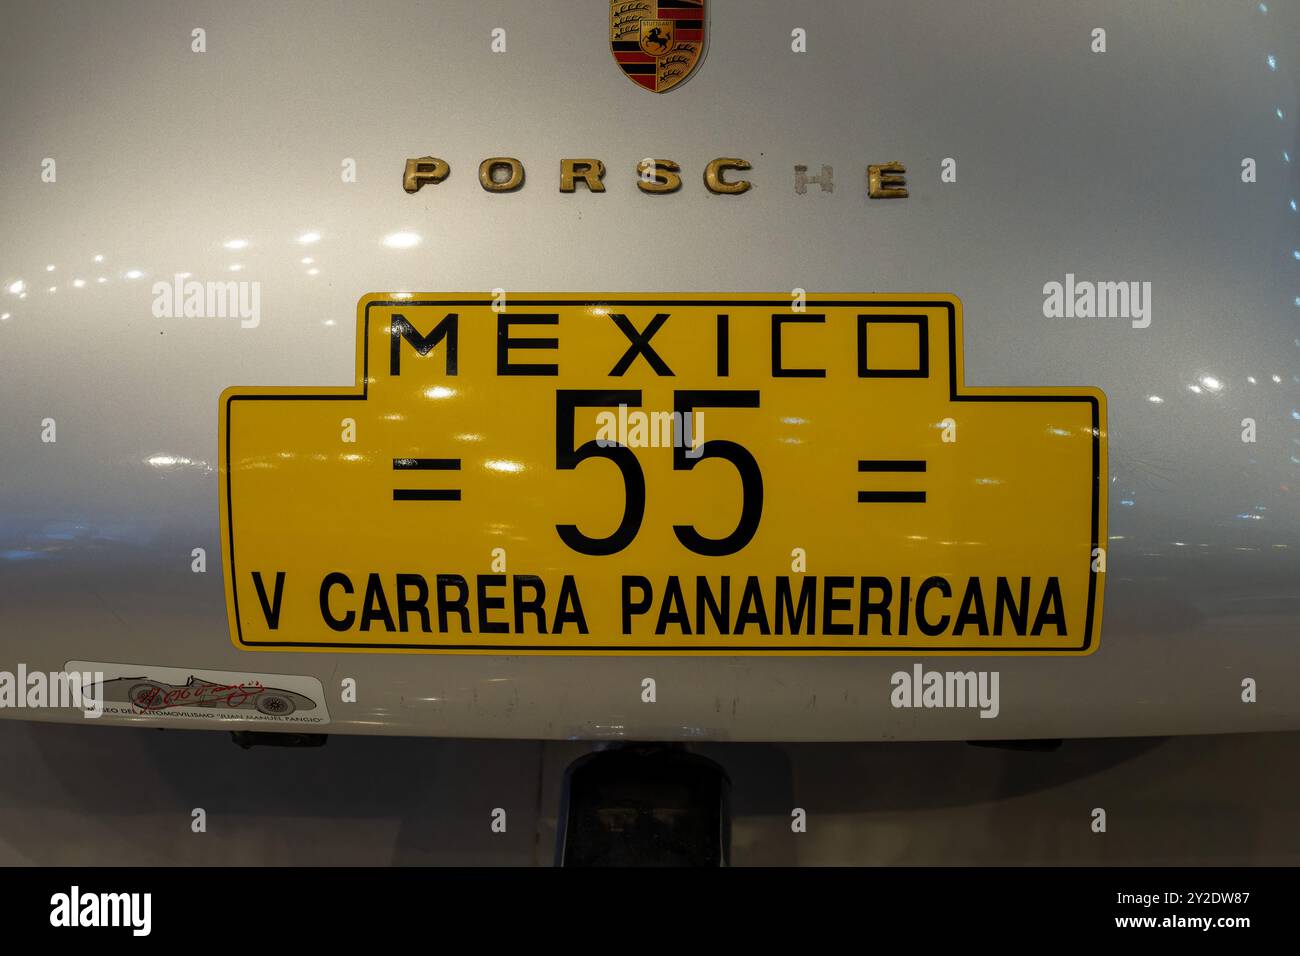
[144,454,213,472]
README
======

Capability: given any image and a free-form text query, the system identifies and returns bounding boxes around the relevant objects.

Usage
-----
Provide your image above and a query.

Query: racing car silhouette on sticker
[99,675,318,716]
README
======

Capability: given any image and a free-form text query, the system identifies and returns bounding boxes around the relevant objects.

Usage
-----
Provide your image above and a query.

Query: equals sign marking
[857,459,926,503]
[393,458,461,501]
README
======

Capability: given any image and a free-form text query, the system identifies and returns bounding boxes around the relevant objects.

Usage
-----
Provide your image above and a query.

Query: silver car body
[0,0,1296,740]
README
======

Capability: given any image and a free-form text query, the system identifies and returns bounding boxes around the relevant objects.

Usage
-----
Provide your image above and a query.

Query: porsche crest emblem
[610,0,706,93]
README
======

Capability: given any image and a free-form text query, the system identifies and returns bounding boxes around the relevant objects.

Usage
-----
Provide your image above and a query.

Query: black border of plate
[225,298,1101,653]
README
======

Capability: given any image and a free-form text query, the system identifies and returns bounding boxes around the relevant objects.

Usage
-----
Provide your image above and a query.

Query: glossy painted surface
[0,0,1297,739]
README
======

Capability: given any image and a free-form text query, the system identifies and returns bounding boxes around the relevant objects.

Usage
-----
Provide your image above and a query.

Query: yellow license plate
[220,294,1106,655]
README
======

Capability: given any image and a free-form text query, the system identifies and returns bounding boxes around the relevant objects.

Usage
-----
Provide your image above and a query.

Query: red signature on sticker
[131,679,266,713]
[97,673,315,717]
